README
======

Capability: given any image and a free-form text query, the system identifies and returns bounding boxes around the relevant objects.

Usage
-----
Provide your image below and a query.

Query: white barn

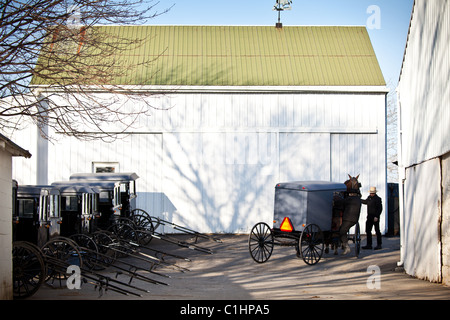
[0,134,31,299]
[12,25,388,234]
[397,0,450,284]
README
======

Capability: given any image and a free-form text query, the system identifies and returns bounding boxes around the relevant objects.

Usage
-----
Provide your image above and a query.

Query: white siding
[403,159,442,282]
[398,0,450,167]
[397,0,450,284]
[10,118,40,185]
[0,151,13,299]
[12,89,387,233]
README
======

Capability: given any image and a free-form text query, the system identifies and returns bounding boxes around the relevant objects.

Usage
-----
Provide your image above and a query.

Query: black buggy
[248,181,361,265]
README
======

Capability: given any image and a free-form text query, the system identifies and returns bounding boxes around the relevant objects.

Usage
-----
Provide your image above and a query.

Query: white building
[12,25,388,234]
[0,134,31,299]
[397,0,450,284]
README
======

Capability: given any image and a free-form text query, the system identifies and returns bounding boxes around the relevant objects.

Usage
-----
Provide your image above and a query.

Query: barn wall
[441,152,450,285]
[403,158,442,283]
[12,90,387,233]
[397,0,450,168]
[0,150,13,299]
[397,0,450,284]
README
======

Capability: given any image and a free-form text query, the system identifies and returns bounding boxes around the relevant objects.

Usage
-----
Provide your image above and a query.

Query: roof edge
[30,84,390,94]
[0,133,32,158]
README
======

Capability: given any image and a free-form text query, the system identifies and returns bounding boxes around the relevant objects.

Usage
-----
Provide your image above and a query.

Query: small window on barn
[92,162,120,173]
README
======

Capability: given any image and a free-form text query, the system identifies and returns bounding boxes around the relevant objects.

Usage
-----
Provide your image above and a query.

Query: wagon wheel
[131,208,150,218]
[92,231,117,267]
[70,234,101,270]
[41,237,83,287]
[108,221,140,243]
[130,213,155,245]
[299,224,324,265]
[12,242,46,299]
[248,223,274,263]
[354,222,361,257]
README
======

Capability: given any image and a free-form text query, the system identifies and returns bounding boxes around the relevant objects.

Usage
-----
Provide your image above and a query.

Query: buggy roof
[52,180,117,191]
[17,185,60,197]
[275,181,347,192]
[69,172,139,182]
[50,182,99,195]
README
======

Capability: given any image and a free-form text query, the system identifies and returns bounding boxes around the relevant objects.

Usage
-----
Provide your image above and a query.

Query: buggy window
[63,196,78,211]
[18,199,35,218]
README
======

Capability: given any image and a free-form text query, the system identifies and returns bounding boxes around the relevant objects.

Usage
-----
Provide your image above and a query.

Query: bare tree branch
[0,0,172,140]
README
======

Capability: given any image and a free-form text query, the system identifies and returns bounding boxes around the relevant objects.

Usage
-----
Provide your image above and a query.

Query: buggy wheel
[108,221,139,243]
[248,223,274,263]
[70,234,101,270]
[299,224,324,265]
[354,222,361,257]
[130,213,155,245]
[13,242,46,299]
[41,237,83,287]
[92,231,117,266]
[131,208,150,218]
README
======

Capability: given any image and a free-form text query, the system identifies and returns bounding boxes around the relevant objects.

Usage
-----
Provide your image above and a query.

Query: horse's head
[345,174,361,194]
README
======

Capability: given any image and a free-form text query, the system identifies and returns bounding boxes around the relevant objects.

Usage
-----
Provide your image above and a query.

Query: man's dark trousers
[365,217,381,247]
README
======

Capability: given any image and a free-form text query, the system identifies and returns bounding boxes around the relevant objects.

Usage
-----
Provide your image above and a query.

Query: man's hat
[369,186,377,194]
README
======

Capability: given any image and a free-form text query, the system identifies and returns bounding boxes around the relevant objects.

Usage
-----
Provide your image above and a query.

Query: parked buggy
[12,183,165,299]
[248,181,361,265]
[68,172,221,252]
[12,171,222,298]
[12,184,84,298]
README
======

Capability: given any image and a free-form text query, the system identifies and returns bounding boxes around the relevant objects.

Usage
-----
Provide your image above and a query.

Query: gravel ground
[28,234,450,301]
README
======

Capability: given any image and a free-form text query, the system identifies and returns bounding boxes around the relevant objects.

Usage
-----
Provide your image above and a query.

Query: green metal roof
[32,25,386,87]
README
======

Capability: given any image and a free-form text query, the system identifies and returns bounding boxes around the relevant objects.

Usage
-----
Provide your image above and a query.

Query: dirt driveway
[29,234,450,301]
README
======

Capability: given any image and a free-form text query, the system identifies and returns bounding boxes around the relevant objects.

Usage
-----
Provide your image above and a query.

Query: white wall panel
[331,133,387,234]
[162,131,278,233]
[398,0,450,167]
[10,121,38,185]
[11,88,386,234]
[279,133,331,182]
[403,159,442,282]
[397,0,449,283]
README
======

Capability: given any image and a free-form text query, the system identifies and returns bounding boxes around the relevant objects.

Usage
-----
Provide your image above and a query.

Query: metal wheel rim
[131,214,155,245]
[92,231,117,266]
[41,237,83,286]
[299,224,324,265]
[13,242,46,299]
[248,223,274,263]
[108,222,139,243]
[70,234,101,270]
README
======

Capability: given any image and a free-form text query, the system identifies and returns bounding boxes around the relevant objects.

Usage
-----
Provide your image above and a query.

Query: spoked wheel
[299,224,324,265]
[108,221,139,243]
[92,231,117,267]
[12,242,46,299]
[41,237,83,287]
[131,208,150,218]
[130,214,155,245]
[248,223,274,263]
[70,234,101,270]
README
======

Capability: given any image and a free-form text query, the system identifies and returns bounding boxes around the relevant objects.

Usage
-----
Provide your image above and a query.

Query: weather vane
[273,0,292,28]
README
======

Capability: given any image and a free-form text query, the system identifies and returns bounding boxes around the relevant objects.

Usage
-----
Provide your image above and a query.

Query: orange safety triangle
[280,217,294,232]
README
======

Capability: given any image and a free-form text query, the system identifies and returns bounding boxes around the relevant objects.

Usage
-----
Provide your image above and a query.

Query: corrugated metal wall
[398,0,450,167]
[0,150,13,299]
[397,0,450,283]
[403,158,442,282]
[13,90,387,234]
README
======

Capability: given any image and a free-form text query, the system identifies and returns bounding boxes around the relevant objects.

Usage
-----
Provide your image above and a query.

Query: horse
[326,174,362,255]
[344,174,362,197]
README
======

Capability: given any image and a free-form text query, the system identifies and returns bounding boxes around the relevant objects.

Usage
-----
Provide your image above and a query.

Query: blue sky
[148,0,414,89]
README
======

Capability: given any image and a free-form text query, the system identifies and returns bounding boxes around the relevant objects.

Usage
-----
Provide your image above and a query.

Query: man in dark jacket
[362,187,383,250]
